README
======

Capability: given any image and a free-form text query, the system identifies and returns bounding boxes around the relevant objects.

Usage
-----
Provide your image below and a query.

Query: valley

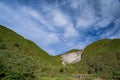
[0,25,120,80]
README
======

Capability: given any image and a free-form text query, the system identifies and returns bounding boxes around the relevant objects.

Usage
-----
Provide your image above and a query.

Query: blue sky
[0,0,120,55]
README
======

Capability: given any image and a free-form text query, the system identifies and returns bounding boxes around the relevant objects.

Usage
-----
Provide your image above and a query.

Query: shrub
[2,73,24,80]
[14,43,20,47]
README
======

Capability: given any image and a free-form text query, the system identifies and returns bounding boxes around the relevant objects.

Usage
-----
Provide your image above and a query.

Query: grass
[82,39,120,79]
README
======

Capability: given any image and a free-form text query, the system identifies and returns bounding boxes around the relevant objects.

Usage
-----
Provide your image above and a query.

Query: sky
[0,0,120,55]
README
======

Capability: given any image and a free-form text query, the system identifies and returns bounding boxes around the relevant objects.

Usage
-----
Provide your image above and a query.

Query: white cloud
[100,22,120,39]
[100,0,120,17]
[63,36,93,52]
[0,0,120,55]
[94,0,120,29]
[75,0,120,30]
[23,7,47,25]
[45,48,58,56]
[50,9,71,27]
[109,31,120,39]
[44,33,60,45]
[114,18,120,25]
[64,25,79,39]
[0,2,60,47]
[95,16,114,30]
[41,4,67,27]
[75,0,97,29]
[41,5,80,40]
[70,0,79,9]
[21,7,58,32]
[76,18,95,28]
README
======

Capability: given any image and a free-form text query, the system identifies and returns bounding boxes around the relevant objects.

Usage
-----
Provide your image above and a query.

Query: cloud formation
[0,0,120,55]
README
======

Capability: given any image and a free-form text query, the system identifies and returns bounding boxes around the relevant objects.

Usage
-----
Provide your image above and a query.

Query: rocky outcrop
[61,50,83,65]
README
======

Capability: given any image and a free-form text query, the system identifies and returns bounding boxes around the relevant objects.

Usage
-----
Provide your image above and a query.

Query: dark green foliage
[0,39,2,42]
[60,68,64,73]
[2,73,24,80]
[23,73,35,79]
[0,40,7,50]
[112,70,120,80]
[0,60,4,72]
[82,39,120,79]
[0,60,6,79]
[0,73,6,79]
[0,44,7,49]
[14,43,20,47]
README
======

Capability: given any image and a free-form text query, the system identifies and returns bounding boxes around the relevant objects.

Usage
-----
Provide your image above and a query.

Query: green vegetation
[64,49,80,54]
[0,25,84,80]
[82,39,120,79]
[0,25,120,80]
[0,25,63,80]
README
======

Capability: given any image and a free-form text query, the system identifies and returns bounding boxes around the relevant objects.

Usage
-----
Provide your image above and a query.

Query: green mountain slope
[0,25,62,80]
[0,25,120,80]
[0,25,85,80]
[81,39,120,79]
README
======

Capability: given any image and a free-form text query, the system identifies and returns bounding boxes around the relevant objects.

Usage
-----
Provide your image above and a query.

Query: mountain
[0,25,85,80]
[0,25,120,80]
[0,25,63,80]
[81,39,120,79]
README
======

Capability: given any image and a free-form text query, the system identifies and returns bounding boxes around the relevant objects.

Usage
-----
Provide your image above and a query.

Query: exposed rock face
[61,50,83,65]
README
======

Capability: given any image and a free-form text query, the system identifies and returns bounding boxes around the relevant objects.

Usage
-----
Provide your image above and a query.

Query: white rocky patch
[61,51,83,65]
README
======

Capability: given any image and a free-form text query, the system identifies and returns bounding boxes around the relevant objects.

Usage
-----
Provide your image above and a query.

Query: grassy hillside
[81,39,120,79]
[0,25,64,80]
[0,25,86,80]
[0,25,120,80]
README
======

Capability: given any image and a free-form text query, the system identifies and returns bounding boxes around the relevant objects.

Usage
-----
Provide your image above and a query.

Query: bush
[0,44,7,49]
[112,71,120,80]
[0,60,6,79]
[0,39,2,42]
[23,73,35,79]
[14,43,20,47]
[2,73,24,80]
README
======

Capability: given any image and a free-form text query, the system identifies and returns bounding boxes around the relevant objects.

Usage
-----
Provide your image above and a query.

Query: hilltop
[64,49,81,54]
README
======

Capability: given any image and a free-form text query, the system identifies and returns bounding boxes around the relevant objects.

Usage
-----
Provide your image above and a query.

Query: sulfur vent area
[61,50,83,65]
